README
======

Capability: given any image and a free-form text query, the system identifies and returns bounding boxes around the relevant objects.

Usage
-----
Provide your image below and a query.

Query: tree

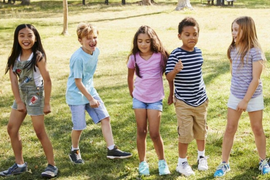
[62,0,69,35]
[21,0,30,5]
[175,0,193,10]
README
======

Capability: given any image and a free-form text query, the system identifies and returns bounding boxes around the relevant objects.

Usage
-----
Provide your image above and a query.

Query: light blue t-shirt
[66,47,99,105]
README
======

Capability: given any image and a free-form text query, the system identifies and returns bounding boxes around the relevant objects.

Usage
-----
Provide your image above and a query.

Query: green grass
[0,0,270,179]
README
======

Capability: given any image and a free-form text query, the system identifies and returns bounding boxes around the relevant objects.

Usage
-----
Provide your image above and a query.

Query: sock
[178,157,187,165]
[17,163,26,168]
[72,146,79,151]
[197,150,205,160]
[108,144,115,150]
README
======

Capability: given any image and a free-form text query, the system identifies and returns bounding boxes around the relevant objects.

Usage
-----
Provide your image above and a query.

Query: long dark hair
[128,25,169,78]
[5,24,46,74]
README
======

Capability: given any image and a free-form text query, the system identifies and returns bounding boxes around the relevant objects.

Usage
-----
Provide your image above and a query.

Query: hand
[43,103,51,115]
[237,99,248,112]
[173,59,183,73]
[167,95,173,105]
[89,98,100,108]
[17,102,26,113]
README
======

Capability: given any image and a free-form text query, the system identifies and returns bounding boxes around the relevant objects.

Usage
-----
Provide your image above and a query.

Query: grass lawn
[0,0,270,179]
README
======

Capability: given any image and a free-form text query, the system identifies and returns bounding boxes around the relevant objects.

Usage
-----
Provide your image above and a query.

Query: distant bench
[207,0,234,6]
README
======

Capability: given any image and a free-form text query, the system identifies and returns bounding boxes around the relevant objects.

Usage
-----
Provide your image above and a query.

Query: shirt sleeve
[127,55,135,69]
[72,58,83,79]
[165,52,178,75]
[251,48,264,62]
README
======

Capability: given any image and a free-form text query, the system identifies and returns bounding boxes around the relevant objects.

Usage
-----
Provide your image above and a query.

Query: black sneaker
[41,164,58,178]
[0,162,28,176]
[107,146,132,159]
[69,149,84,164]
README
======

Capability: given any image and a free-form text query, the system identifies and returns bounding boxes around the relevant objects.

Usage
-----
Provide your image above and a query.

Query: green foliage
[0,0,270,179]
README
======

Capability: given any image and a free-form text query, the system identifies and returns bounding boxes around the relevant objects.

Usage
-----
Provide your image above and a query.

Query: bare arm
[74,78,99,108]
[37,57,51,114]
[167,80,174,105]
[237,60,263,111]
[9,67,26,113]
[127,68,135,98]
[166,60,183,81]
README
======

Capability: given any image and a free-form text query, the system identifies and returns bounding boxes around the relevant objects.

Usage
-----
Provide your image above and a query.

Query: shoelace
[182,162,192,171]
[159,161,166,168]
[199,157,208,166]
[216,163,228,171]
[7,164,18,173]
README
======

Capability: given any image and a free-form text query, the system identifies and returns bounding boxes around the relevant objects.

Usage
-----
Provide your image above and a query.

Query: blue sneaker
[214,162,230,177]
[259,159,270,175]
[158,160,170,175]
[139,161,150,176]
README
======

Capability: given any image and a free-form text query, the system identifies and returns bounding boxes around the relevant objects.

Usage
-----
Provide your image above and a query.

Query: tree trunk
[21,0,30,5]
[62,0,69,35]
[141,0,152,5]
[175,0,193,10]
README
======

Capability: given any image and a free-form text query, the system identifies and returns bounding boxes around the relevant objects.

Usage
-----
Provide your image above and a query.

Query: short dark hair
[178,17,199,34]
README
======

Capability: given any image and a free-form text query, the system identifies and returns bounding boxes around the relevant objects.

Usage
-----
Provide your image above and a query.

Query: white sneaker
[198,156,208,171]
[176,161,195,176]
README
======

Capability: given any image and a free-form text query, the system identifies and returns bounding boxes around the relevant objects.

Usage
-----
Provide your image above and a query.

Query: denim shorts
[12,86,44,116]
[227,93,264,112]
[69,95,109,130]
[132,98,163,111]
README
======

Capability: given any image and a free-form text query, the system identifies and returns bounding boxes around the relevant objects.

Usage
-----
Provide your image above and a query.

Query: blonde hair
[76,22,98,39]
[227,16,265,64]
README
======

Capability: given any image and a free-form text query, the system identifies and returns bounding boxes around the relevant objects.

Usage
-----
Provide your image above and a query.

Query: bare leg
[249,110,266,160]
[100,117,114,147]
[32,115,55,166]
[134,109,147,162]
[71,130,82,149]
[221,108,242,162]
[7,109,26,164]
[148,109,164,160]
[178,142,188,158]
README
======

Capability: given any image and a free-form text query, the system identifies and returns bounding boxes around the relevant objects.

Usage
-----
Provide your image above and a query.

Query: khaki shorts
[174,97,208,144]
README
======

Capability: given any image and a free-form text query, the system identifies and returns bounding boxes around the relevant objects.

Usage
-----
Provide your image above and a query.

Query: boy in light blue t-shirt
[66,22,132,164]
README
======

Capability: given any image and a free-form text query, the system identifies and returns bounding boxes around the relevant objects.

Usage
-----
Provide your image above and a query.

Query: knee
[225,124,237,135]
[149,131,160,141]
[137,128,147,138]
[252,125,264,137]
[101,117,110,125]
[7,124,17,137]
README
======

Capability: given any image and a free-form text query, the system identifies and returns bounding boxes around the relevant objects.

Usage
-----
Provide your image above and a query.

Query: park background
[0,0,270,179]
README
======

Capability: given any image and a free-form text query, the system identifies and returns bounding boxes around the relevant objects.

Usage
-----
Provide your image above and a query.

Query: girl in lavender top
[214,16,270,177]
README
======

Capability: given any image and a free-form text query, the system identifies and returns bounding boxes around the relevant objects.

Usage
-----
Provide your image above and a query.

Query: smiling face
[232,22,241,43]
[18,27,36,52]
[178,26,198,52]
[79,30,98,55]
[137,33,151,55]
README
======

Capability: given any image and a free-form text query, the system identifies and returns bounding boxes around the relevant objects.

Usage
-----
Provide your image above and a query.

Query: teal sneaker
[214,162,230,177]
[0,163,27,177]
[139,161,150,176]
[259,159,270,175]
[158,160,170,175]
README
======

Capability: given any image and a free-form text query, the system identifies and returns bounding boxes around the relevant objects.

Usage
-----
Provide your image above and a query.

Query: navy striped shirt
[165,47,207,107]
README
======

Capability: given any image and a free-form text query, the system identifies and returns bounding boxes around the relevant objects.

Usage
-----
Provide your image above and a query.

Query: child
[127,25,171,176]
[0,24,58,178]
[66,22,132,164]
[214,16,270,177]
[165,17,208,177]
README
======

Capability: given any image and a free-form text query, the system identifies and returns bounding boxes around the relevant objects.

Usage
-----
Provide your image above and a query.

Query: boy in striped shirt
[165,17,208,177]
